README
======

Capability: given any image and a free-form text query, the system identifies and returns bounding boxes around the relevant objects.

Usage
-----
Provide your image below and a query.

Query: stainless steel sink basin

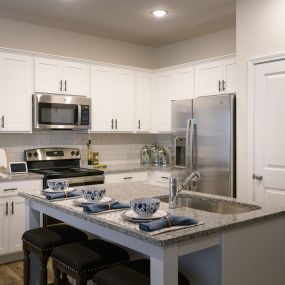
[159,195,261,214]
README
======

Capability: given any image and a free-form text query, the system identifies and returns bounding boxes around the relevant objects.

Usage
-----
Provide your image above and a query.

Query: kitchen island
[20,182,285,285]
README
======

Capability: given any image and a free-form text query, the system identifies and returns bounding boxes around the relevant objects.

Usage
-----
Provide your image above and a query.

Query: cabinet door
[90,65,114,132]
[156,72,176,133]
[35,57,62,94]
[9,196,25,252]
[112,68,135,132]
[1,53,33,132]
[195,61,223,97]
[136,72,152,132]
[223,59,236,93]
[174,66,194,100]
[62,61,89,96]
[0,199,9,255]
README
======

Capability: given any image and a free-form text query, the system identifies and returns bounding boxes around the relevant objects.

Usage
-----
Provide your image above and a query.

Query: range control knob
[76,151,80,156]
[28,152,32,158]
[34,152,38,158]
[71,151,75,156]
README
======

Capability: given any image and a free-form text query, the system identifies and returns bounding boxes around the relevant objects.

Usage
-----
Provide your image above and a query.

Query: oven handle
[77,105,82,126]
[47,175,105,186]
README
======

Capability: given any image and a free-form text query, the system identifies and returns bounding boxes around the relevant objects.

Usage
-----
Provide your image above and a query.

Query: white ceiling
[0,0,236,47]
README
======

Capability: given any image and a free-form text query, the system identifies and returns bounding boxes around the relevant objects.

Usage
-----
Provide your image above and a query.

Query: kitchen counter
[0,172,44,182]
[20,182,285,285]
[19,182,285,247]
[82,163,171,174]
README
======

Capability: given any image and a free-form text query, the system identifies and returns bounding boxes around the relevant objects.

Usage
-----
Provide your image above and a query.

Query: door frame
[247,51,285,202]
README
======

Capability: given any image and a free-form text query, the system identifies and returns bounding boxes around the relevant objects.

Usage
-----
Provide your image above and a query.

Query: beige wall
[236,0,285,200]
[154,27,236,68]
[0,17,155,68]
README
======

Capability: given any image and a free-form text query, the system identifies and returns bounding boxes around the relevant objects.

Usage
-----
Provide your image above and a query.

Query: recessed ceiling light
[151,9,168,18]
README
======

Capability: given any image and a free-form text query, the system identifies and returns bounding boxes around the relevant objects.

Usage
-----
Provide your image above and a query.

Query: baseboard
[0,251,23,264]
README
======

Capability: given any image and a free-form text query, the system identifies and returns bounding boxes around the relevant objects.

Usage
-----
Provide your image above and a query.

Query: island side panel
[221,216,285,285]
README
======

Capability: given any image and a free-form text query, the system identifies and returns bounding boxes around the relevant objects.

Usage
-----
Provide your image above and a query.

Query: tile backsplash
[0,131,171,166]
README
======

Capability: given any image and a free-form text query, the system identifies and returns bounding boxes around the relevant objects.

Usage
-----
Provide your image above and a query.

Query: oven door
[43,175,104,226]
[33,93,91,130]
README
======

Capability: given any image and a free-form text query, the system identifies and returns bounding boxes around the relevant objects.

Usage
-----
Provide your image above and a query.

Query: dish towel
[139,215,199,232]
[44,191,81,200]
[83,201,130,213]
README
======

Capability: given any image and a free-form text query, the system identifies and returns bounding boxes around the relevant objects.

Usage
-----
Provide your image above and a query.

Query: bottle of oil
[87,139,93,165]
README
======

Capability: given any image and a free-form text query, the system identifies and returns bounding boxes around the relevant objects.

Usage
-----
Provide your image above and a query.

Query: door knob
[253,173,263,181]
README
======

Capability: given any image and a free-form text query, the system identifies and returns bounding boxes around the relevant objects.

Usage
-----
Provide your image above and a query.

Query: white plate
[122,209,168,222]
[42,187,75,193]
[73,196,112,205]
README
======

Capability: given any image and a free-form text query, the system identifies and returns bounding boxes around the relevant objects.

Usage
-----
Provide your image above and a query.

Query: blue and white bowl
[130,198,160,217]
[47,179,69,191]
[81,187,106,202]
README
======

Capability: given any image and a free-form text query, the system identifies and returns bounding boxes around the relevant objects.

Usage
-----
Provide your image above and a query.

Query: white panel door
[90,65,114,132]
[1,53,33,132]
[9,197,25,252]
[62,61,89,96]
[223,59,236,94]
[195,61,223,97]
[35,57,62,94]
[113,68,135,132]
[156,72,175,133]
[254,60,285,206]
[136,72,152,132]
[175,66,194,100]
[0,199,9,255]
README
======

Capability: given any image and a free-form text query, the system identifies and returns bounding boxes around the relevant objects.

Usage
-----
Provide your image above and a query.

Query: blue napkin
[139,215,199,232]
[83,201,130,213]
[44,191,81,200]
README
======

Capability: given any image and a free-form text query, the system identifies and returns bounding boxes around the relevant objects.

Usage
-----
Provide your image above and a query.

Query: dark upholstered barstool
[93,259,191,285]
[51,239,130,285]
[22,224,88,285]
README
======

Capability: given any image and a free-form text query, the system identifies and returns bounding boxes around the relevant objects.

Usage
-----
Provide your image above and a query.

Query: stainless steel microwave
[33,94,91,130]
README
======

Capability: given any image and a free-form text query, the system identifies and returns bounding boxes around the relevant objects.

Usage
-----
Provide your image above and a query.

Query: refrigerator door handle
[185,119,191,172]
[186,119,198,174]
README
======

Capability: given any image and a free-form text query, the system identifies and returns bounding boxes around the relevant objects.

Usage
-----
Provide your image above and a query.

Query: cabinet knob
[253,173,263,181]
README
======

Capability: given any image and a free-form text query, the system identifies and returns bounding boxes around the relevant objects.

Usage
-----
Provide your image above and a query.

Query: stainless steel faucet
[169,171,201,209]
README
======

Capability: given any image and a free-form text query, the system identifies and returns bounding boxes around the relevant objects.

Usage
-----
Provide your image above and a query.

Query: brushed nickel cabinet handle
[138,120,141,130]
[11,201,14,215]
[253,173,263,181]
[161,176,169,180]
[111,119,114,130]
[222,80,226,91]
[123,177,133,180]
[64,80,67,92]
[3,188,17,192]
[60,80,63,91]
[218,80,222,92]
[5,202,8,216]
[115,119,118,130]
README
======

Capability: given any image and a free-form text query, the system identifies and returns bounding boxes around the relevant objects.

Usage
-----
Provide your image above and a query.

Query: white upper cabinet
[90,64,135,132]
[154,65,194,133]
[35,57,89,96]
[0,52,33,133]
[195,57,236,97]
[135,72,152,132]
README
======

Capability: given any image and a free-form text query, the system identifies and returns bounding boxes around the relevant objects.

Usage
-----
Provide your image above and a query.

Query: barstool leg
[52,260,61,285]
[40,253,49,285]
[23,245,30,285]
[62,272,68,284]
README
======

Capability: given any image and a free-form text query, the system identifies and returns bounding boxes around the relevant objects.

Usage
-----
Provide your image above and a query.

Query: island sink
[159,195,261,214]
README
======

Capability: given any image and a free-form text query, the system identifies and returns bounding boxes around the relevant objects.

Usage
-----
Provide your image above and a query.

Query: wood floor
[0,259,55,285]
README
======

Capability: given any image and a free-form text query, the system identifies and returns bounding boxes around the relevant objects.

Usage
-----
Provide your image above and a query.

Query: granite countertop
[0,172,44,182]
[19,182,285,247]
[82,163,171,174]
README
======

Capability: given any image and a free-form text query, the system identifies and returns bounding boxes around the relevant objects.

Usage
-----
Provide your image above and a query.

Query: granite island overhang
[20,182,285,285]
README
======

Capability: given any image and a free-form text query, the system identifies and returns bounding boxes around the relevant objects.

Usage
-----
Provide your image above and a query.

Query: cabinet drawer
[0,180,42,197]
[105,171,148,184]
[148,171,170,186]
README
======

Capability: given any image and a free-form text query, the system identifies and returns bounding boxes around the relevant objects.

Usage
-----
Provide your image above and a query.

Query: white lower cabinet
[105,171,148,184]
[0,179,42,256]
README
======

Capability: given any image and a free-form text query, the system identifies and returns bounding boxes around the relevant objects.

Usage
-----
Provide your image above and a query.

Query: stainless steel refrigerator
[171,94,236,197]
